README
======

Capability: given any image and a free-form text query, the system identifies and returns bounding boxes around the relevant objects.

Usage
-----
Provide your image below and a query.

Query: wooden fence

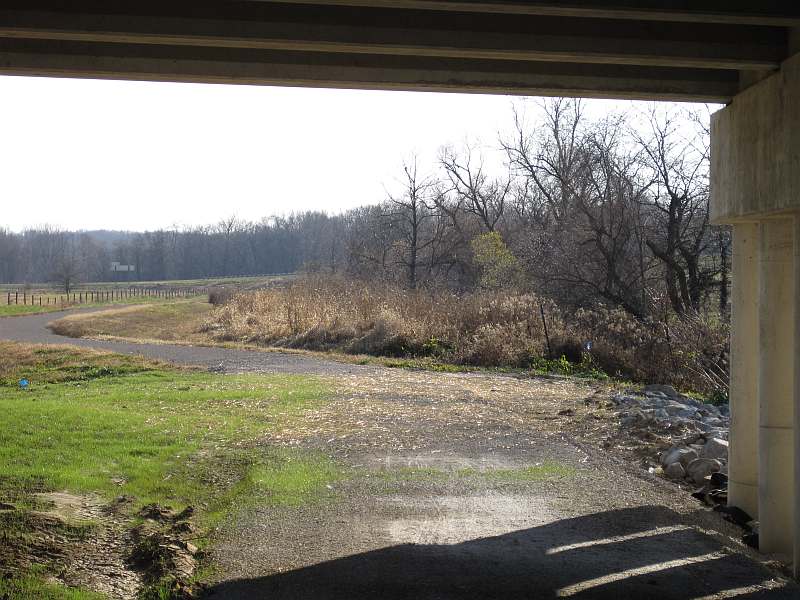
[5,286,204,307]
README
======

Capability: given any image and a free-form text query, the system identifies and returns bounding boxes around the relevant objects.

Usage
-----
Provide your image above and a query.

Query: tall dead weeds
[204,275,728,395]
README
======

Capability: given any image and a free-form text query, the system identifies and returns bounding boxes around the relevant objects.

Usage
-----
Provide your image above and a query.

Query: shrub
[208,288,235,306]
[470,231,523,290]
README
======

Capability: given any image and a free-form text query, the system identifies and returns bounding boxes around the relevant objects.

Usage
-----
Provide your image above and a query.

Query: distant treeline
[0,99,729,321]
[0,213,344,285]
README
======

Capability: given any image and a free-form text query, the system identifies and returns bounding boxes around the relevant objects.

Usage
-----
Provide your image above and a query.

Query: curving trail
[0,306,373,376]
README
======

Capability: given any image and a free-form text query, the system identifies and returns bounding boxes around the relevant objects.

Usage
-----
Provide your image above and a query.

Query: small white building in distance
[110,262,135,272]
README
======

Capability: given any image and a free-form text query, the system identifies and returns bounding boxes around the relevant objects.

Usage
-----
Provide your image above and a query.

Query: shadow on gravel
[203,506,795,599]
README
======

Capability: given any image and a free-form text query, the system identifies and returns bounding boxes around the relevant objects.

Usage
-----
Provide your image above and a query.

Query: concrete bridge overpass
[1,0,799,575]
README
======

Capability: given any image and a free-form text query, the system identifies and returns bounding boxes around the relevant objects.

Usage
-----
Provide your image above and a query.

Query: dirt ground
[2,310,797,599]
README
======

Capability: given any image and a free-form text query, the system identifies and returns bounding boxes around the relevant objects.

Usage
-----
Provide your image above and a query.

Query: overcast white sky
[0,75,707,233]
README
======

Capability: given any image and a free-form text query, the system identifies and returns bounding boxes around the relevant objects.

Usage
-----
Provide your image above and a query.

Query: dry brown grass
[204,276,556,362]
[204,275,729,395]
[49,301,213,344]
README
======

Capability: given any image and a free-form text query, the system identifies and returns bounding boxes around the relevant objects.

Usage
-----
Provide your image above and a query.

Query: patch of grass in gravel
[203,449,347,531]
[251,450,346,507]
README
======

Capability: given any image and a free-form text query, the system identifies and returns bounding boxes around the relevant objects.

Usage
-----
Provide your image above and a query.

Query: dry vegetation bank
[205,276,728,396]
[49,301,213,344]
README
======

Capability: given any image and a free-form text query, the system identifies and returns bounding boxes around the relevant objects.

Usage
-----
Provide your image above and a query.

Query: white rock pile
[611,383,730,486]
[611,384,761,546]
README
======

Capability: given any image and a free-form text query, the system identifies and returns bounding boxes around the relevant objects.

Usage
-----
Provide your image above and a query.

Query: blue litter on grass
[18,378,29,389]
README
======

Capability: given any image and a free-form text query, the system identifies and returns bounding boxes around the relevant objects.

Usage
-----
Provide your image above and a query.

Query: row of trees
[0,213,345,288]
[347,100,728,319]
[0,100,727,320]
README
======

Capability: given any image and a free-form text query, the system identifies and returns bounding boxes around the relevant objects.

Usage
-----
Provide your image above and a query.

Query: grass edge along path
[47,302,615,385]
[0,341,341,598]
[0,295,205,318]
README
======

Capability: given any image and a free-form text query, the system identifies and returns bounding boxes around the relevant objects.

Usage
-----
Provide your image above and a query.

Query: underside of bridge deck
[2,0,800,579]
[0,1,798,101]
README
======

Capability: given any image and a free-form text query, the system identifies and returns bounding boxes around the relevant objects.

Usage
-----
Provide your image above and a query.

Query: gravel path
[0,307,373,376]
[206,366,799,599]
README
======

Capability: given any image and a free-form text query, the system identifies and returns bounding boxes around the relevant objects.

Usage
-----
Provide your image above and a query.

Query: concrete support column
[758,219,795,556]
[728,223,760,518]
[795,215,800,577]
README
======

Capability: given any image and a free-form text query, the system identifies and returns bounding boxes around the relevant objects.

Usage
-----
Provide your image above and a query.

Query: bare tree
[502,98,588,224]
[345,205,395,277]
[386,157,439,289]
[633,107,717,315]
[503,98,653,316]
[216,215,242,276]
[52,236,81,293]
[439,143,510,232]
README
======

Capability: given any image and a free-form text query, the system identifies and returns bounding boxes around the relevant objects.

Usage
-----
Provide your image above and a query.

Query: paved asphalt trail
[0,307,372,376]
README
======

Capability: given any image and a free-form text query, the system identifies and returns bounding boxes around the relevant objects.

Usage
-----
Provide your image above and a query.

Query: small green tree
[470,231,522,290]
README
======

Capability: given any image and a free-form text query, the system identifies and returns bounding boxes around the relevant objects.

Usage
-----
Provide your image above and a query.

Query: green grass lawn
[0,304,67,317]
[0,342,339,598]
[0,295,206,318]
[0,571,105,600]
[1,371,327,506]
[0,274,293,294]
